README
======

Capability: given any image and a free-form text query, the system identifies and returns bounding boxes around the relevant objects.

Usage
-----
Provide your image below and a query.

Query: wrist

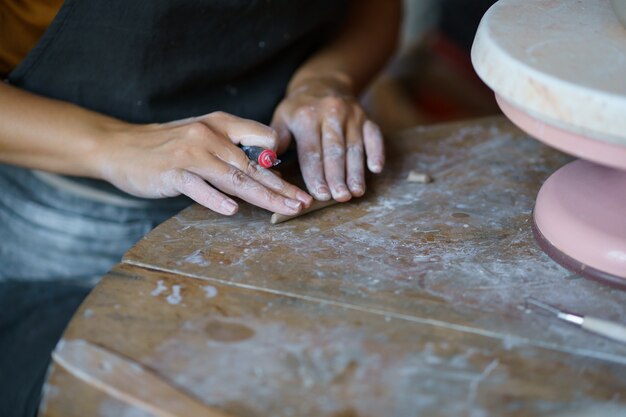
[89,119,139,182]
[287,71,355,98]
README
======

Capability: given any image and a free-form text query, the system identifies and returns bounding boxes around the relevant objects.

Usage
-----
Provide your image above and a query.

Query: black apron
[6,0,349,196]
[0,4,350,415]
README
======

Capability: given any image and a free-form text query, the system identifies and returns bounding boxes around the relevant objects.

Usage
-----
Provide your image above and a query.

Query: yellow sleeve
[0,0,64,76]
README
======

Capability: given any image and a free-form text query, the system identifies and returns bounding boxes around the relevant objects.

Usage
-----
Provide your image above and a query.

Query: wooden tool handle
[270,199,340,224]
[582,317,626,344]
[52,339,234,417]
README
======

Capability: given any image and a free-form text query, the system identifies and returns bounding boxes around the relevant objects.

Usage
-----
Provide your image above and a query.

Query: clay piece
[270,199,340,224]
[407,170,432,183]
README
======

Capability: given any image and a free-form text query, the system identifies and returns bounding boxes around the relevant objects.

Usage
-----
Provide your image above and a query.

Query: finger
[172,170,239,216]
[292,119,331,201]
[345,118,366,197]
[321,117,351,202]
[212,142,312,206]
[270,111,292,155]
[243,162,313,207]
[363,120,385,173]
[206,111,279,150]
[192,155,305,216]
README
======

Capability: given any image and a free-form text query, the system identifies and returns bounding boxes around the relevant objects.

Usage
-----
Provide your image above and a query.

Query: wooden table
[40,117,626,417]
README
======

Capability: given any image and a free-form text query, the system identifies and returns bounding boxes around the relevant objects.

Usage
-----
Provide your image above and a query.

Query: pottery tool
[472,0,626,288]
[52,339,234,417]
[241,145,280,168]
[271,199,340,224]
[525,298,626,344]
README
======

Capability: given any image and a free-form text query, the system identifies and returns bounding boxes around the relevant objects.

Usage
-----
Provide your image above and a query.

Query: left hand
[271,76,385,202]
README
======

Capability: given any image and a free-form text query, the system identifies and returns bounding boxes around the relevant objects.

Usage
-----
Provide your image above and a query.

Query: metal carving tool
[525,298,626,344]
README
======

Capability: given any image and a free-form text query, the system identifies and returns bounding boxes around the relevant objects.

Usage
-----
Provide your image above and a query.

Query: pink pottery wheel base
[497,96,626,287]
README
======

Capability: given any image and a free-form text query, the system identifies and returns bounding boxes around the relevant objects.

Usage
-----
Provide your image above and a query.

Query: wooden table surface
[41,117,626,417]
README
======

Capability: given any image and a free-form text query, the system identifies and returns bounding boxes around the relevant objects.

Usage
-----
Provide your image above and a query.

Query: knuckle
[184,121,213,140]
[347,144,364,158]
[321,130,336,142]
[243,160,261,176]
[160,170,183,190]
[176,170,195,186]
[295,106,317,120]
[171,143,195,163]
[264,128,279,147]
[324,144,345,160]
[209,110,228,119]
[267,172,288,192]
[228,168,248,187]
[265,189,283,204]
[268,126,279,141]
[322,96,344,110]
[275,182,288,195]
[323,117,343,135]
[300,150,322,165]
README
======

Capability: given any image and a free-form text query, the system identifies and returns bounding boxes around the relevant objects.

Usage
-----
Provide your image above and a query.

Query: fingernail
[350,182,364,196]
[221,200,238,214]
[297,191,313,205]
[316,185,331,199]
[369,160,383,173]
[334,185,350,197]
[285,199,302,210]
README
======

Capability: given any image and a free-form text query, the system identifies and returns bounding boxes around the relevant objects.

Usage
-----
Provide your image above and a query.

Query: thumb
[208,112,278,151]
[271,112,292,155]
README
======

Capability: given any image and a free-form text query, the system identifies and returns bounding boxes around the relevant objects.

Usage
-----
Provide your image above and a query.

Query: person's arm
[271,0,401,202]
[0,81,312,215]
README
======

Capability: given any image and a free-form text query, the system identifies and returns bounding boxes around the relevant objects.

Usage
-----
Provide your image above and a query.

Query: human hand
[98,112,313,216]
[271,75,385,202]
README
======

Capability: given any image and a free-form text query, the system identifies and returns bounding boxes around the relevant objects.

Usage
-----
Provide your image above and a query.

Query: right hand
[98,111,313,216]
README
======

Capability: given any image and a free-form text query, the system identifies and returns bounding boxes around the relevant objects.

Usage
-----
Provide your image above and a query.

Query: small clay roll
[406,170,432,183]
[270,199,340,224]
